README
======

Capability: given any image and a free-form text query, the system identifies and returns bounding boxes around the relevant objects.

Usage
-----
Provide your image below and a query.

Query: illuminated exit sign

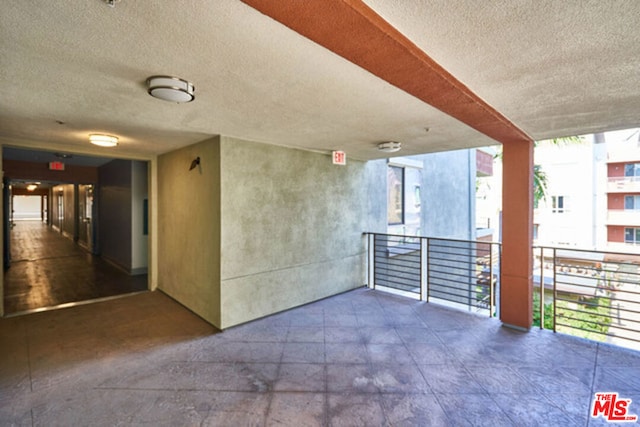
[332,151,346,165]
[49,161,65,171]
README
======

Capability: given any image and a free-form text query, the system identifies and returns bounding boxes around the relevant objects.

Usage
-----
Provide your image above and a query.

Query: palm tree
[533,135,585,206]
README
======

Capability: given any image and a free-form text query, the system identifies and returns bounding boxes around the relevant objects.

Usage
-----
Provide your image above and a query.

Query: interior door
[77,184,93,252]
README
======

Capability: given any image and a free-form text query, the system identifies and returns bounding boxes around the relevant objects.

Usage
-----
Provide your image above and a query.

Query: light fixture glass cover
[378,141,402,153]
[89,134,119,147]
[146,75,195,103]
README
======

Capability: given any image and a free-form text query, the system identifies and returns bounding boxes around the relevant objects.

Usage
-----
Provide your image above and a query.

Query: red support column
[501,140,534,330]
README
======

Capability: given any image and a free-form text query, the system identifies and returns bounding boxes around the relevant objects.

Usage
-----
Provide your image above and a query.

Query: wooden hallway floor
[3,221,147,315]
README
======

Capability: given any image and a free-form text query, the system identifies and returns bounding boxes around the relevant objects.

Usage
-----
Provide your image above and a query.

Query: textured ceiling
[1,1,638,161]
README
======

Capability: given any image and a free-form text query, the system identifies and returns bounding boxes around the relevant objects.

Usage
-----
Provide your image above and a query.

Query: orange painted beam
[240,0,532,146]
[501,140,534,330]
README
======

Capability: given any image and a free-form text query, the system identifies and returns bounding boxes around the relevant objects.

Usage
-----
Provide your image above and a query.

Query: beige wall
[157,137,221,327]
[156,135,385,329]
[218,136,384,328]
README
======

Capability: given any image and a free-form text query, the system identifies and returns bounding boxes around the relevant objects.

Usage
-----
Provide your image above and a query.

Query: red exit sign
[49,161,65,171]
[332,151,346,165]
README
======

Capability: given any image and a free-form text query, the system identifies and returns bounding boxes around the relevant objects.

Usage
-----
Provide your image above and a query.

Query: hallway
[3,221,147,315]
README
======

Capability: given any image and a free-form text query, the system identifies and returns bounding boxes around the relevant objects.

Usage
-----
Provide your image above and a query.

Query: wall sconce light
[378,141,402,153]
[89,134,119,147]
[147,75,195,103]
[189,157,201,171]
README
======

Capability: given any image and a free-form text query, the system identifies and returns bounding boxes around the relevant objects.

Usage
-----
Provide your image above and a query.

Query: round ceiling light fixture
[89,134,119,147]
[146,75,195,103]
[377,141,402,153]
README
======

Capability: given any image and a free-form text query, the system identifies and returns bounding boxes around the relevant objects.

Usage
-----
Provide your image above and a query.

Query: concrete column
[501,140,534,330]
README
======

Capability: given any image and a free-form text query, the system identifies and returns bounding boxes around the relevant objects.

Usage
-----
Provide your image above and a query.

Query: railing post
[489,242,494,317]
[420,237,428,301]
[367,233,375,290]
[552,247,557,333]
[539,246,544,329]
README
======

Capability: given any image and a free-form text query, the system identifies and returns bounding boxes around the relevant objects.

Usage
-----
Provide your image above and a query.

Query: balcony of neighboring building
[607,194,640,227]
[475,148,494,177]
[607,225,640,254]
[607,162,640,193]
[607,209,640,227]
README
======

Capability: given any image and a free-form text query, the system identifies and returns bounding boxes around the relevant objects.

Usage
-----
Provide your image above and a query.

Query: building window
[625,163,640,177]
[624,195,640,210]
[624,227,640,245]
[551,195,568,213]
[533,224,539,241]
[387,165,404,225]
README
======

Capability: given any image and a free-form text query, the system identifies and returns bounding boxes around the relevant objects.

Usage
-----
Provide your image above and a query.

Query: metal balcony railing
[364,233,501,317]
[534,246,640,349]
[364,233,640,349]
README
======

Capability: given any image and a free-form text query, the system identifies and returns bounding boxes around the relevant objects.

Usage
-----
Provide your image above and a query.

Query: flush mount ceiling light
[146,75,195,103]
[89,134,119,147]
[377,141,402,153]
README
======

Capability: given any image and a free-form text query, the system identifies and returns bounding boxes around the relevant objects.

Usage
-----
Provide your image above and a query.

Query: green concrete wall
[219,137,385,328]
[157,137,221,327]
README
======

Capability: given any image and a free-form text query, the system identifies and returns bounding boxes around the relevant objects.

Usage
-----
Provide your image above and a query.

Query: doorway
[2,147,150,315]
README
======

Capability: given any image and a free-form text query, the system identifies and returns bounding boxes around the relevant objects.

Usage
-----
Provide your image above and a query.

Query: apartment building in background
[533,128,640,253]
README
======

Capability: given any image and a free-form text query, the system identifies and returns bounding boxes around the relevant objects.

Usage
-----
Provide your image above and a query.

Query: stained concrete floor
[1,287,639,426]
[4,221,147,315]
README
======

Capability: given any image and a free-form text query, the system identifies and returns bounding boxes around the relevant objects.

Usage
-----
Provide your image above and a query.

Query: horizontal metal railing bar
[364,232,502,247]
[429,271,482,286]
[374,257,421,267]
[429,293,485,305]
[428,287,479,299]
[374,272,421,282]
[374,282,420,291]
[428,286,477,298]
[375,282,421,293]
[428,258,480,268]
[428,249,485,259]
[553,269,640,282]
[428,263,478,273]
[377,264,420,275]
[555,293,640,309]
[554,304,640,322]
[374,276,420,287]
[554,260,640,271]
[375,283,421,294]
[374,258,421,268]
[553,322,640,344]
[555,316,613,331]
[428,243,489,252]
[554,295,608,307]
[373,246,421,255]
[374,249,421,259]
[551,281,640,296]
[374,261,421,272]
[374,255,421,265]
[534,244,640,259]
[428,241,494,250]
[553,260,640,270]
[429,272,479,285]
[428,274,477,285]
[428,265,482,277]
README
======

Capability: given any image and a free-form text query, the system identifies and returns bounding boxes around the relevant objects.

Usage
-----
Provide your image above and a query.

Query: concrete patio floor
[1,287,639,426]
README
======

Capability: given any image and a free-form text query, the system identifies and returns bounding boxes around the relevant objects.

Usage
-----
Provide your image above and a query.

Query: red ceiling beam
[241,0,532,145]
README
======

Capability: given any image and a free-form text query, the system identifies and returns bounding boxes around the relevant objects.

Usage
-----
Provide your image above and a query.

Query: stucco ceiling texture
[1,1,638,161]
